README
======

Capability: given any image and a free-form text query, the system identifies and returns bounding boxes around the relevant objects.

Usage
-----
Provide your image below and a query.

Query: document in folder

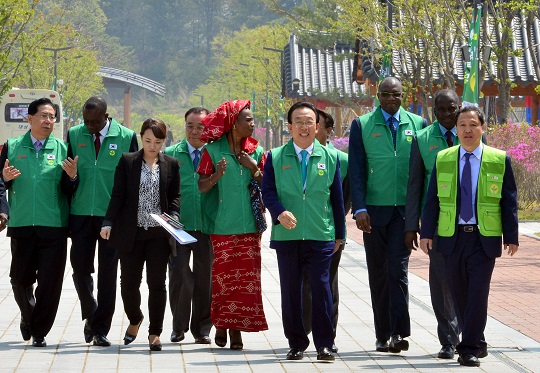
[150,213,197,244]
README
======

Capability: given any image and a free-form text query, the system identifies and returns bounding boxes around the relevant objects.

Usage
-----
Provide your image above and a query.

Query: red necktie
[95,133,101,159]
[445,130,454,147]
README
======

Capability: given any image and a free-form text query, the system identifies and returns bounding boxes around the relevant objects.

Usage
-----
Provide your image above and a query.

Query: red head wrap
[200,100,251,142]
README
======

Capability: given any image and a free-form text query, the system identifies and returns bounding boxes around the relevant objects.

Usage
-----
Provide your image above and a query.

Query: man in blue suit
[420,106,519,367]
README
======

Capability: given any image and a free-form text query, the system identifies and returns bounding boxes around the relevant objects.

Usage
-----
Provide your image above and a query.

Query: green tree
[194,24,291,149]
[10,1,105,127]
[0,0,47,95]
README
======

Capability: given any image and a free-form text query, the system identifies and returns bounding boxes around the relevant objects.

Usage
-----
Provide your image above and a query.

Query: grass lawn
[519,209,540,221]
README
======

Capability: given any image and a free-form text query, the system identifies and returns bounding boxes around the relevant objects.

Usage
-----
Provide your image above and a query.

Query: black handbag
[248,178,267,233]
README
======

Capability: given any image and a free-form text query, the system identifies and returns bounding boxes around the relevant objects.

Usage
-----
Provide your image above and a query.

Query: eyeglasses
[379,92,402,98]
[186,125,205,132]
[37,114,56,121]
[291,120,316,128]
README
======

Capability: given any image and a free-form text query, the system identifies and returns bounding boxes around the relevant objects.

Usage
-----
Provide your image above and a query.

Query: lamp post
[42,46,74,91]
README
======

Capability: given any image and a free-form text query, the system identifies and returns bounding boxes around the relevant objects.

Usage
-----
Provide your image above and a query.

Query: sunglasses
[379,92,402,98]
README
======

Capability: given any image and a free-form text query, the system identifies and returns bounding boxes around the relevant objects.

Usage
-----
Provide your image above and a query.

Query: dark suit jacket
[420,149,518,258]
[103,150,180,253]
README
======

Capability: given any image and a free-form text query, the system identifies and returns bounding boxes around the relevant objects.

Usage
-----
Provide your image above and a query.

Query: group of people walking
[0,76,518,368]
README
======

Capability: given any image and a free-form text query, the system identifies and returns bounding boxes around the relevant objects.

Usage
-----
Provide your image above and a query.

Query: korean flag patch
[47,154,55,160]
[404,130,413,136]
[317,163,326,170]
[109,144,118,150]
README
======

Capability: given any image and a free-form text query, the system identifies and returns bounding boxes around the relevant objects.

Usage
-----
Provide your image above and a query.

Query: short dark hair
[287,102,319,124]
[317,109,334,129]
[457,105,485,126]
[433,89,460,106]
[83,96,107,113]
[140,118,167,139]
[184,107,209,120]
[28,98,56,116]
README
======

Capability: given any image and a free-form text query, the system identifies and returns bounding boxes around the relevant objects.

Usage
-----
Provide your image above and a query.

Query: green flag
[462,4,482,107]
[373,44,392,108]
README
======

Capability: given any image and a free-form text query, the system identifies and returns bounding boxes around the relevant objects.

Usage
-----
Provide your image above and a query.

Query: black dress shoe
[92,334,111,347]
[195,336,211,344]
[458,353,480,367]
[20,321,31,341]
[376,339,389,352]
[170,331,185,343]
[317,346,335,361]
[389,334,409,353]
[438,344,455,359]
[331,343,338,353]
[84,319,93,343]
[123,317,143,345]
[478,346,488,358]
[149,336,162,352]
[32,337,47,347]
[286,348,304,360]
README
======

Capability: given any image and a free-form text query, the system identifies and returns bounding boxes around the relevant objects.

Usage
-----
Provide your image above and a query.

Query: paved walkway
[0,222,538,372]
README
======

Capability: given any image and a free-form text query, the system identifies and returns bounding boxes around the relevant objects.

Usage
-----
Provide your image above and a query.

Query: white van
[0,88,64,148]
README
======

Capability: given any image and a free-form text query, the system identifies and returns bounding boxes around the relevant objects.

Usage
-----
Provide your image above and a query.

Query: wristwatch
[253,169,261,177]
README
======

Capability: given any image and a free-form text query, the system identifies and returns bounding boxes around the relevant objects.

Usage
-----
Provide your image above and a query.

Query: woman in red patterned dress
[197,100,268,350]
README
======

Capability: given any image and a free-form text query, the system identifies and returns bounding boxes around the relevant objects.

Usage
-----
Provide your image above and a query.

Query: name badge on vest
[109,144,118,150]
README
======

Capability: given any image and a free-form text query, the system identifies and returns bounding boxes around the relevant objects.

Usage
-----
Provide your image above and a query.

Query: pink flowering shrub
[332,137,349,153]
[488,124,540,208]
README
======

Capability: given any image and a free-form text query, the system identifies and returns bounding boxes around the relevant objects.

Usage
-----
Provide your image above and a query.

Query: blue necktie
[192,149,200,169]
[388,117,397,149]
[34,141,42,152]
[460,152,474,222]
[300,149,308,189]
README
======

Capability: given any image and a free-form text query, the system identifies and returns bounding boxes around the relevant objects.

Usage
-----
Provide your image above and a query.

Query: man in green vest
[348,77,425,353]
[262,102,345,362]
[1,97,78,347]
[405,89,461,359]
[67,97,138,347]
[420,106,518,367]
[166,107,214,345]
[302,109,350,353]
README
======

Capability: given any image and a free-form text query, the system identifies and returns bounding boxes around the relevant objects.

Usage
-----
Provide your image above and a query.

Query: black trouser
[302,240,344,337]
[10,233,67,339]
[429,235,460,346]
[363,208,411,341]
[168,230,213,338]
[70,215,118,336]
[119,227,170,336]
[445,230,493,357]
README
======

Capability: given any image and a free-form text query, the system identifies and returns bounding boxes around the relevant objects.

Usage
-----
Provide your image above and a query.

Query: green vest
[165,139,203,231]
[360,107,424,205]
[327,142,348,181]
[436,145,506,237]
[416,122,460,207]
[200,136,264,235]
[270,140,337,241]
[7,133,69,227]
[69,119,136,216]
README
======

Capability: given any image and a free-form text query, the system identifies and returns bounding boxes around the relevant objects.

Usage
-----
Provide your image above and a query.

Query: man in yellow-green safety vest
[420,105,519,368]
